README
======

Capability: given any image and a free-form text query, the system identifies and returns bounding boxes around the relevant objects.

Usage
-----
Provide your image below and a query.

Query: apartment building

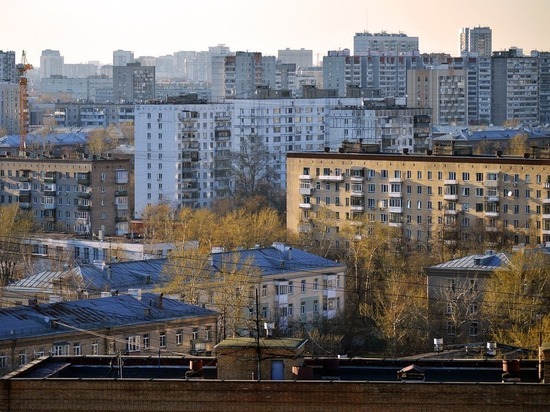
[39,49,64,79]
[459,27,492,58]
[426,251,509,344]
[0,293,218,375]
[41,76,112,104]
[0,83,19,134]
[491,49,539,126]
[354,32,419,55]
[54,102,134,127]
[208,243,346,332]
[286,146,550,246]
[113,62,155,103]
[0,50,16,83]
[0,156,132,236]
[133,97,363,213]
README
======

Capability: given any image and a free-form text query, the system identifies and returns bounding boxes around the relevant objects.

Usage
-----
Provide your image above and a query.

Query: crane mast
[16,51,33,157]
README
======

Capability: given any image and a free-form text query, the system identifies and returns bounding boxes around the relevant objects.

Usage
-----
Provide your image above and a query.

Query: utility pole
[255,288,261,381]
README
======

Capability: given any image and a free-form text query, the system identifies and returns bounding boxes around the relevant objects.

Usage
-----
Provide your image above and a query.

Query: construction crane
[16,50,33,157]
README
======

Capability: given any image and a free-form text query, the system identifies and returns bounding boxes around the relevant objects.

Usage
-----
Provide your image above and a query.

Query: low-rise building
[0,293,217,375]
[426,251,510,344]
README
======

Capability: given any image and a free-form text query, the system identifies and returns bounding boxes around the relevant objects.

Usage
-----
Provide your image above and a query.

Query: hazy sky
[4,0,550,66]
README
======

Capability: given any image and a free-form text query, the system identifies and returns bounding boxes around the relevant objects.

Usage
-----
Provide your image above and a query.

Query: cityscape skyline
[3,0,550,66]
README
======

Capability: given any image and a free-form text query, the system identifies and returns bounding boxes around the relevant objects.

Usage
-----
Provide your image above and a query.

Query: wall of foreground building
[1,379,549,411]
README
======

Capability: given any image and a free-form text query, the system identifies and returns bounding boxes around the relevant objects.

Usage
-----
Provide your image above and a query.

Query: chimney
[158,293,163,309]
[106,265,112,280]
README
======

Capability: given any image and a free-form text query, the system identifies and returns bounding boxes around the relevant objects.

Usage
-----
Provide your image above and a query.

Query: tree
[230,135,284,211]
[507,132,529,156]
[0,204,36,286]
[484,250,550,354]
[120,122,135,145]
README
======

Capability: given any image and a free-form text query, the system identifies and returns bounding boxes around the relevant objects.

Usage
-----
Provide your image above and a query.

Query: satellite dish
[44,316,50,324]
[507,191,513,197]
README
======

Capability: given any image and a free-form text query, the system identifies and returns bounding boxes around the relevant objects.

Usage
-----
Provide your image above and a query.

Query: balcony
[351,205,365,212]
[77,205,91,211]
[485,226,499,232]
[299,174,311,181]
[389,206,403,214]
[389,191,402,198]
[115,216,128,222]
[274,294,288,305]
[19,202,31,209]
[44,203,56,210]
[350,175,364,182]
[484,211,499,218]
[350,190,364,197]
[323,289,336,299]
[444,180,458,185]
[115,203,128,210]
[389,222,403,228]
[77,178,90,186]
[319,175,344,182]
[444,193,458,201]
[444,209,458,215]
[115,176,129,185]
[44,172,56,183]
[389,177,403,183]
[484,180,499,187]
[486,195,500,203]
[78,192,92,199]
[543,229,550,236]
[299,187,312,195]
[543,198,550,205]
[44,190,57,197]
[299,203,312,209]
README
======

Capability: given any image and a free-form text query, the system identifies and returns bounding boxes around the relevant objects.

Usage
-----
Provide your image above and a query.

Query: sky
[3,0,550,66]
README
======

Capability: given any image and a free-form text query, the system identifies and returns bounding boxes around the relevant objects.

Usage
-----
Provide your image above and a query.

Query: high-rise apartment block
[113,50,134,67]
[491,49,539,126]
[113,62,155,103]
[277,48,313,68]
[40,49,64,79]
[0,50,16,83]
[354,32,419,55]
[133,97,431,215]
[0,157,132,235]
[0,83,19,134]
[459,27,492,57]
[286,148,550,247]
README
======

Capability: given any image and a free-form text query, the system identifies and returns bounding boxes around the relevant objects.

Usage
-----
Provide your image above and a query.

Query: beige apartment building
[287,145,550,247]
[0,156,133,236]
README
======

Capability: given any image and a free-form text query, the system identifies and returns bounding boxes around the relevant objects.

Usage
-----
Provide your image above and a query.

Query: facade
[354,32,419,55]
[0,50,16,83]
[459,27,492,58]
[40,76,112,103]
[113,62,155,103]
[208,243,346,332]
[536,51,550,124]
[133,97,364,213]
[286,148,550,246]
[54,102,134,127]
[426,251,509,344]
[407,66,467,126]
[323,50,362,97]
[0,156,133,236]
[491,49,539,126]
[0,293,218,375]
[0,83,19,134]
[39,49,64,79]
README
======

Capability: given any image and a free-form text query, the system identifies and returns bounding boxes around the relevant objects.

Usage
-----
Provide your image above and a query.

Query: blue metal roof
[0,132,88,148]
[428,252,510,272]
[0,293,216,341]
[7,259,168,294]
[210,245,345,277]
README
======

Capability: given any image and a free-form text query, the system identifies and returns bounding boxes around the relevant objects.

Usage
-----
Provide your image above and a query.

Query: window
[288,303,294,317]
[469,322,479,336]
[18,351,27,366]
[313,300,318,313]
[127,336,141,352]
[301,302,306,314]
[301,280,306,293]
[447,321,456,336]
[288,281,294,294]
[313,278,318,291]
[261,284,267,297]
[73,343,81,356]
[160,332,166,348]
[52,343,69,356]
[176,330,183,345]
[192,328,199,340]
[205,327,212,341]
[143,334,150,350]
[462,172,470,181]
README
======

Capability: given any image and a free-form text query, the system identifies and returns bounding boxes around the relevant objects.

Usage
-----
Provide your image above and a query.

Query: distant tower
[113,50,134,67]
[40,49,63,79]
[459,27,492,57]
